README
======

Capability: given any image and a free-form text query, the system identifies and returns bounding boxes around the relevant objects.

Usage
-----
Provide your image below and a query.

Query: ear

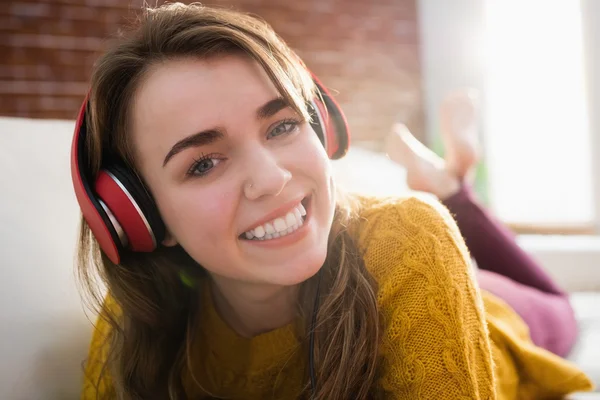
[161,231,178,247]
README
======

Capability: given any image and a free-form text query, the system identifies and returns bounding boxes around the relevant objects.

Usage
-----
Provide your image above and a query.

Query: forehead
[129,56,281,160]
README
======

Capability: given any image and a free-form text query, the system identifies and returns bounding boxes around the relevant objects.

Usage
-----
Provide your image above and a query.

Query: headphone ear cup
[95,161,165,252]
[71,97,123,264]
[109,163,165,241]
[71,94,166,263]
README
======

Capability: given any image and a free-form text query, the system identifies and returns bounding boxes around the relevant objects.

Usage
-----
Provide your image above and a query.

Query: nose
[243,149,292,200]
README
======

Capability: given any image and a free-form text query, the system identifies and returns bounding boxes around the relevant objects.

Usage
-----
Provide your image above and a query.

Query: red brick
[4,2,52,18]
[1,0,424,142]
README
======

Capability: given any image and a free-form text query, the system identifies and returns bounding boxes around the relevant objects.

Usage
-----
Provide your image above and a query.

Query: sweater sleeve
[81,296,117,400]
[360,196,496,399]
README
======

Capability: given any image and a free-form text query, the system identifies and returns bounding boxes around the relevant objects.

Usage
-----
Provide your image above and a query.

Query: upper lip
[241,195,306,234]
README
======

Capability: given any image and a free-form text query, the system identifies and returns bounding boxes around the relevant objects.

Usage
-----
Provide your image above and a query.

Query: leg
[477,269,577,358]
[442,186,576,357]
[384,89,578,356]
[442,184,564,295]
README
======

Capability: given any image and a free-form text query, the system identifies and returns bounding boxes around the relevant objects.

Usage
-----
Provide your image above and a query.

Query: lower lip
[242,197,312,248]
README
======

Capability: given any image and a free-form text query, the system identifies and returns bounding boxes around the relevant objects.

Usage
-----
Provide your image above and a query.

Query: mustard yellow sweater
[82,195,593,399]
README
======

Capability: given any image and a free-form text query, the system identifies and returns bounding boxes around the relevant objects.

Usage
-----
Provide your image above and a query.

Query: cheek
[158,183,238,248]
[294,129,332,183]
[293,131,335,218]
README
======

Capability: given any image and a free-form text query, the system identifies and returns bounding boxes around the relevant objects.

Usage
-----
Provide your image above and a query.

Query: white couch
[0,117,598,399]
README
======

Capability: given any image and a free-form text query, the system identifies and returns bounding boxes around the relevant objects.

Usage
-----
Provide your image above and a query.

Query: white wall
[581,0,600,231]
[417,0,485,142]
[418,0,600,222]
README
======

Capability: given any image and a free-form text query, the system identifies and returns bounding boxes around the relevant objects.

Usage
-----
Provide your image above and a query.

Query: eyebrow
[256,97,290,120]
[162,97,291,167]
[163,129,223,167]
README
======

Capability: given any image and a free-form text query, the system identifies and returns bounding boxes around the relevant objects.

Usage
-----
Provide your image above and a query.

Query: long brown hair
[77,3,380,399]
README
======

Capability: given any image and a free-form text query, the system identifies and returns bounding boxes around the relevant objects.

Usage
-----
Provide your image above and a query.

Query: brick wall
[1,0,423,144]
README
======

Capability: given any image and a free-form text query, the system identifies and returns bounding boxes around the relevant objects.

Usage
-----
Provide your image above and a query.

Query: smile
[240,197,310,242]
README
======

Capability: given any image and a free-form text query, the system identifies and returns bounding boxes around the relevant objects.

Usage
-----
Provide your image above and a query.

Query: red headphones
[71,73,350,265]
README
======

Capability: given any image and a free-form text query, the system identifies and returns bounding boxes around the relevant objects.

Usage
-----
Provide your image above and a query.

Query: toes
[385,123,445,170]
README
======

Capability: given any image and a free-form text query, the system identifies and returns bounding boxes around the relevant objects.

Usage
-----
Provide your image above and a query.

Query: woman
[76,3,593,399]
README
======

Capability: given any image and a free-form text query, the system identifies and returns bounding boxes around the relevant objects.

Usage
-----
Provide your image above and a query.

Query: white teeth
[273,217,287,232]
[285,212,296,227]
[265,222,275,235]
[293,208,302,221]
[298,203,307,216]
[254,225,265,238]
[243,201,309,241]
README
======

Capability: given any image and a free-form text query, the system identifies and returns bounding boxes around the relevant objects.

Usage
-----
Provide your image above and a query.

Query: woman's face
[130,56,335,287]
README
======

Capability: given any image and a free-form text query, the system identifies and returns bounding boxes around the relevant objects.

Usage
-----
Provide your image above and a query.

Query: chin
[264,247,328,286]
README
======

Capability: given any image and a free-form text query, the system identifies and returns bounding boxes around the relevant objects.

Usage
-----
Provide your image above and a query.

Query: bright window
[483,0,594,227]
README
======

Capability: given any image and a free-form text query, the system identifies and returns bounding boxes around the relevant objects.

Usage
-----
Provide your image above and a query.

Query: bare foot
[384,124,460,199]
[440,89,481,181]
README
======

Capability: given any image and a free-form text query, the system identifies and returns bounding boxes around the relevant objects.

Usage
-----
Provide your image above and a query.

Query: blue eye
[267,119,300,139]
[187,154,223,177]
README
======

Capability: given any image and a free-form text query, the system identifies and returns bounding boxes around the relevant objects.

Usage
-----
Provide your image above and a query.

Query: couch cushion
[0,117,91,399]
[569,292,600,390]
[330,145,411,197]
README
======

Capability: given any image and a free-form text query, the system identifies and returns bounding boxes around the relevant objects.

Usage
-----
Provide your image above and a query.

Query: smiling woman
[74,3,592,400]
[73,4,374,398]
[128,55,335,288]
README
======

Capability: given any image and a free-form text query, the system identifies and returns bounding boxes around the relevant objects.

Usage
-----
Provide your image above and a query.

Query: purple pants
[443,185,578,358]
